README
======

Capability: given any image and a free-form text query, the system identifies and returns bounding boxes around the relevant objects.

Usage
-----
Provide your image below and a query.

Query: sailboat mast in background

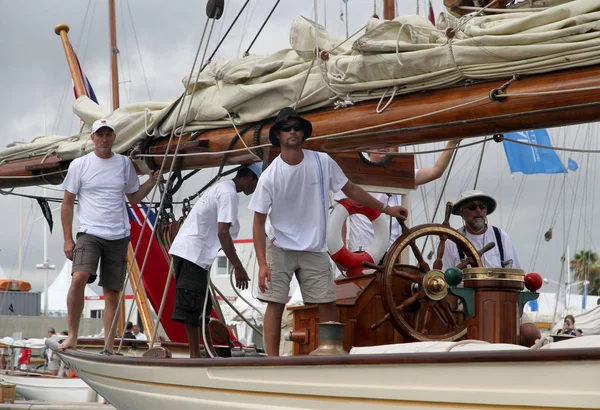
[383,0,395,19]
[109,0,120,111]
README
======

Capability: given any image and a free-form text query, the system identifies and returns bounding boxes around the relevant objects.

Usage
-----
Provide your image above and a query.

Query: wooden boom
[3,63,600,188]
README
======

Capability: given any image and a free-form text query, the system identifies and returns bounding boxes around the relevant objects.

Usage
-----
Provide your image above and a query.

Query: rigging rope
[419,141,461,254]
[243,0,281,57]
[472,140,487,190]
[202,1,251,70]
[125,0,152,101]
[111,13,220,354]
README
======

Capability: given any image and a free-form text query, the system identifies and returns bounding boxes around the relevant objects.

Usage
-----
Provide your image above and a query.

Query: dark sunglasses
[465,203,487,211]
[280,124,303,132]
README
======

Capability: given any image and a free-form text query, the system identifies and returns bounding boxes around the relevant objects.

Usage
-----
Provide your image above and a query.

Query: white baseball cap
[91,118,116,134]
[247,163,263,178]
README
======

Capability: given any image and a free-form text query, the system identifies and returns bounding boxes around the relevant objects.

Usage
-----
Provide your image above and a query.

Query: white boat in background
[0,371,102,403]
[0,338,104,403]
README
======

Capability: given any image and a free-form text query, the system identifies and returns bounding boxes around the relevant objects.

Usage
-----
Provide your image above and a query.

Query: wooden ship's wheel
[370,202,495,342]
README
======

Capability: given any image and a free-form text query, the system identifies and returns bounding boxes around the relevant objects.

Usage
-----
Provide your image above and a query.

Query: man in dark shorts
[169,163,262,358]
[60,118,160,352]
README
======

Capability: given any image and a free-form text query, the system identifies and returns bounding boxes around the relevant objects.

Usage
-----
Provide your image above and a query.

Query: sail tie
[376,86,399,114]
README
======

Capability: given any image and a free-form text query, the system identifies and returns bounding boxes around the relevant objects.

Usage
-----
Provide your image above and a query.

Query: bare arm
[341,181,408,220]
[253,212,270,292]
[217,222,249,290]
[126,170,160,204]
[415,140,461,186]
[61,191,77,260]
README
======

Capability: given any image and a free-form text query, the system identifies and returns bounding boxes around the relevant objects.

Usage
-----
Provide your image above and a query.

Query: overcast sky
[1,0,597,300]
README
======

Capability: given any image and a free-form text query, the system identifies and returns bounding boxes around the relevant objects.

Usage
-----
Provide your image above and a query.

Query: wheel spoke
[392,269,422,284]
[420,301,433,334]
[433,302,449,327]
[456,257,473,270]
[409,241,431,272]
[397,290,424,311]
[433,235,448,270]
[440,299,459,329]
[371,313,391,330]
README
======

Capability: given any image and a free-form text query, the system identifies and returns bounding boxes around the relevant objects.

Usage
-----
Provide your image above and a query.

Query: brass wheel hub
[422,270,448,301]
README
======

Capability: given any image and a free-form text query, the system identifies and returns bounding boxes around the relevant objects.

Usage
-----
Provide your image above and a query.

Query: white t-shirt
[334,169,419,252]
[249,150,348,252]
[442,226,521,271]
[169,179,240,269]
[63,152,140,240]
[134,332,147,341]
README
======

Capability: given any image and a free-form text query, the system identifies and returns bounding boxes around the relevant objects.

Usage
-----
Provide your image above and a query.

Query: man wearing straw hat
[442,189,521,270]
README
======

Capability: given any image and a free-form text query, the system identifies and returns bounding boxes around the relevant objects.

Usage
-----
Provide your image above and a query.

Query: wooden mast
[383,0,395,20]
[108,0,126,338]
[107,0,155,339]
[54,24,86,97]
[109,0,120,111]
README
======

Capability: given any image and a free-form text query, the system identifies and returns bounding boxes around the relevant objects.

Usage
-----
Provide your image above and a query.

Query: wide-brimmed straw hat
[451,190,497,215]
[268,107,313,147]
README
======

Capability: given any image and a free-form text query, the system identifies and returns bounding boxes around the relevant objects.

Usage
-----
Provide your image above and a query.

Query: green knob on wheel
[444,267,463,287]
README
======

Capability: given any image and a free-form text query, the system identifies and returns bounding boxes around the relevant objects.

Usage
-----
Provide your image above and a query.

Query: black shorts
[72,233,129,291]
[171,255,212,327]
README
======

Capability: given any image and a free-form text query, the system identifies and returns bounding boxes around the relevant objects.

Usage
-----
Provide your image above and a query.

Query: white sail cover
[2,0,600,162]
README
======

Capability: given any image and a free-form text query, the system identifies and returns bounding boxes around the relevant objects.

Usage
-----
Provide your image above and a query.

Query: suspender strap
[456,226,505,266]
[457,246,465,262]
[492,226,505,267]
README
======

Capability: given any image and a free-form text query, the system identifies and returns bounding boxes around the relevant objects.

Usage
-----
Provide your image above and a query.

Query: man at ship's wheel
[250,107,408,356]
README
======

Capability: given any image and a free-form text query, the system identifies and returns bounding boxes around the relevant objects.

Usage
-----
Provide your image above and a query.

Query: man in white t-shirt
[249,107,408,356]
[442,190,521,270]
[132,324,147,341]
[60,118,160,353]
[169,163,262,358]
[339,141,460,254]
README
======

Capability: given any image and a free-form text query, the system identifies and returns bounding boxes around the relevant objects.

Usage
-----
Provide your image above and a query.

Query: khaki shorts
[72,233,129,291]
[258,239,335,304]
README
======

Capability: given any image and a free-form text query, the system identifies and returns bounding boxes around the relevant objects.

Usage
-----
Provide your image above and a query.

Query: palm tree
[570,250,599,294]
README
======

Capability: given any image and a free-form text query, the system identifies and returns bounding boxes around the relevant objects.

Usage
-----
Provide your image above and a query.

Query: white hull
[0,371,101,403]
[57,346,600,410]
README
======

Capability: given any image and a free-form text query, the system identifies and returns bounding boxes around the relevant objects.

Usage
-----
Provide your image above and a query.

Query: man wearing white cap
[169,163,262,358]
[442,190,521,270]
[60,118,160,352]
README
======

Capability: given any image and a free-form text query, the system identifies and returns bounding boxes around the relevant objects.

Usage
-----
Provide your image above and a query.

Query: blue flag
[527,299,539,312]
[503,130,566,175]
[568,158,579,172]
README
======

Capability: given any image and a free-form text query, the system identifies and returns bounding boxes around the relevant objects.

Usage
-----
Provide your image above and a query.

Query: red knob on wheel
[525,272,543,292]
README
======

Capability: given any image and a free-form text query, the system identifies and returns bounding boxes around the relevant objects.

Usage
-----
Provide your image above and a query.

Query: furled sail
[2,0,600,171]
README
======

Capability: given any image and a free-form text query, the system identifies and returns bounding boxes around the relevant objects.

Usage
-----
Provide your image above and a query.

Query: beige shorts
[258,239,335,304]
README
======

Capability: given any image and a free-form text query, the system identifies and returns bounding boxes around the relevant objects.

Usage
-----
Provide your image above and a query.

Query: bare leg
[185,324,201,358]
[103,288,121,353]
[263,302,285,356]
[317,302,338,323]
[59,271,90,350]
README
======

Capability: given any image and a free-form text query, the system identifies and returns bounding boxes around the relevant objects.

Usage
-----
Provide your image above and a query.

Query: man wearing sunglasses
[249,107,408,356]
[442,190,521,271]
